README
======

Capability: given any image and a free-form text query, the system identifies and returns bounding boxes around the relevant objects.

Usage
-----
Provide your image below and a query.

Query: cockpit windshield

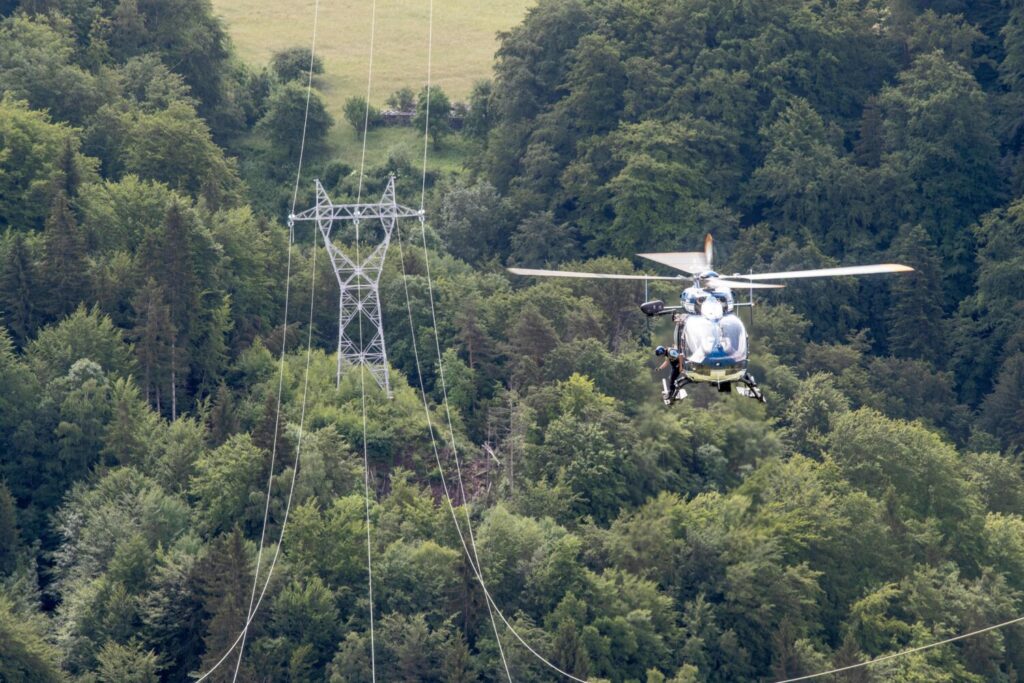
[683,314,747,363]
[701,297,724,320]
[718,316,747,361]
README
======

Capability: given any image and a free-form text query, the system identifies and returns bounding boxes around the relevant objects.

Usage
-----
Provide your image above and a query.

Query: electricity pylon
[289,174,420,396]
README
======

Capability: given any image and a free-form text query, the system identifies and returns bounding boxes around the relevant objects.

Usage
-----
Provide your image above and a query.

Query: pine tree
[191,291,232,398]
[252,391,289,463]
[0,233,40,346]
[52,137,81,200]
[131,278,177,415]
[0,480,20,575]
[978,352,1024,453]
[42,191,89,321]
[207,382,240,446]
[110,0,147,60]
[138,201,215,415]
[141,544,206,680]
[195,527,255,681]
[886,224,946,359]
[853,96,882,168]
[95,641,160,682]
[146,202,198,336]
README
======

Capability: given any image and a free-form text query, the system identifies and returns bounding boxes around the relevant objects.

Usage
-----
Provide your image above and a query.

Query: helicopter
[508,235,914,405]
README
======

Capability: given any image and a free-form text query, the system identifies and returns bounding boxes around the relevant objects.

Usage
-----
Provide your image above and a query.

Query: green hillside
[5,0,1024,680]
[211,0,533,106]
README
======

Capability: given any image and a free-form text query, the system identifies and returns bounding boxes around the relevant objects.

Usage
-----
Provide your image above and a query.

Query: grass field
[214,0,531,168]
[213,0,532,107]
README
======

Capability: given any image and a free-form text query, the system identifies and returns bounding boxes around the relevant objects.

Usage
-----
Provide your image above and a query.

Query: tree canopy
[3,0,1024,680]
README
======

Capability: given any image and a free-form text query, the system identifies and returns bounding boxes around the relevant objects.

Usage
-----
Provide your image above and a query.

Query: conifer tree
[42,191,89,321]
[141,542,206,680]
[52,137,81,200]
[131,278,177,414]
[207,382,240,446]
[886,223,946,359]
[111,0,147,60]
[252,390,289,462]
[978,352,1024,453]
[191,291,232,398]
[0,233,39,346]
[95,640,160,682]
[853,96,883,168]
[0,480,20,575]
[195,527,254,681]
[145,201,198,336]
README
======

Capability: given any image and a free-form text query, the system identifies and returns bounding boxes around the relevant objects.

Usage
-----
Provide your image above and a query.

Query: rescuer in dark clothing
[655,345,684,403]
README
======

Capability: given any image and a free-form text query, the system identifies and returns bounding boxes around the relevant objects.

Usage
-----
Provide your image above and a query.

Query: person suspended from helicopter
[655,345,692,405]
[655,345,683,385]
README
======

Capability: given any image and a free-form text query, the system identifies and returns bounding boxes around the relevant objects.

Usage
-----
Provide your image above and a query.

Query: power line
[405,65,588,675]
[413,0,512,678]
[393,223,514,682]
[194,2,322,678]
[354,0,380,677]
[230,4,322,677]
[773,615,1024,683]
[392,219,589,683]
[196,190,321,683]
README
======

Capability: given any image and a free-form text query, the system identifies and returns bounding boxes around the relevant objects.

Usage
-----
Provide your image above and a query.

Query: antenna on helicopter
[750,273,755,332]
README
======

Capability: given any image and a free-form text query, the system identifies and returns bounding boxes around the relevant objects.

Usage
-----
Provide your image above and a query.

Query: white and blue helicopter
[509,235,913,405]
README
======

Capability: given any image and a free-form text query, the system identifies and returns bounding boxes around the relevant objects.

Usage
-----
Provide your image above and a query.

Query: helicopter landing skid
[735,372,766,403]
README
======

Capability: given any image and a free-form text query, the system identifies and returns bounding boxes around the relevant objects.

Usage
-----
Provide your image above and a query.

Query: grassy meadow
[213,0,532,166]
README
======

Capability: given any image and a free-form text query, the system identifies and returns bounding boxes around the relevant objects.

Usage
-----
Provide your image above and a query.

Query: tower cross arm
[289,202,421,223]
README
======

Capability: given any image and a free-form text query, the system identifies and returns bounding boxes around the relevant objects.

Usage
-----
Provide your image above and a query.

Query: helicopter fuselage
[679,312,748,382]
[677,284,748,383]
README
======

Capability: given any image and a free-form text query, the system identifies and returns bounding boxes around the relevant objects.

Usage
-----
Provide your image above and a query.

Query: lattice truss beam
[289,174,420,396]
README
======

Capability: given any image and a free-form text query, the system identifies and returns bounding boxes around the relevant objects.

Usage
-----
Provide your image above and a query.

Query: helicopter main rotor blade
[635,252,709,274]
[707,278,785,289]
[507,267,682,281]
[735,264,914,281]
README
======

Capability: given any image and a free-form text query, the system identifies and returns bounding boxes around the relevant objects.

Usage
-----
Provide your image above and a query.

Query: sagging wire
[353,0,381,676]
[229,1,321,679]
[413,0,513,678]
[196,1,322,678]
[197,178,321,683]
[773,615,1024,683]
[405,4,587,675]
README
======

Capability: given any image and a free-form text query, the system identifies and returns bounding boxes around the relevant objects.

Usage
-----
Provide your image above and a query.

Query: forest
[2,0,1024,680]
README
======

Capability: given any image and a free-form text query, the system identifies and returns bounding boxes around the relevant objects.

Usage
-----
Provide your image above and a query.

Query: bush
[343,96,382,138]
[270,47,324,83]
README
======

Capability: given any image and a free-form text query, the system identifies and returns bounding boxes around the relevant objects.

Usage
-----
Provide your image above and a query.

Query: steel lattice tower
[289,174,420,396]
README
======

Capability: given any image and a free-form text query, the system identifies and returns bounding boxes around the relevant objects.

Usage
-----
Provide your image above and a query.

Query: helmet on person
[655,345,667,356]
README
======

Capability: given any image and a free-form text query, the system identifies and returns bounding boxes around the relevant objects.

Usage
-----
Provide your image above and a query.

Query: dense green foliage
[3,0,1024,681]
